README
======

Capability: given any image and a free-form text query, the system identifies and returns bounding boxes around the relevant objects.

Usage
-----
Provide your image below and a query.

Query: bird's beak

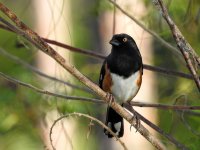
[109,39,120,46]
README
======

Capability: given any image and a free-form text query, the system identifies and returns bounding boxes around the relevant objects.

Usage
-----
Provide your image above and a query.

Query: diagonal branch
[0,3,166,150]
[152,0,200,91]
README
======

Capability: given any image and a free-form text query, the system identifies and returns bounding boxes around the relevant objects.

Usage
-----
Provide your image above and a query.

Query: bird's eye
[123,38,127,42]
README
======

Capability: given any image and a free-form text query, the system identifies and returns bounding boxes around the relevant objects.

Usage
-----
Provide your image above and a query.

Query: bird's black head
[109,33,142,61]
[109,33,136,49]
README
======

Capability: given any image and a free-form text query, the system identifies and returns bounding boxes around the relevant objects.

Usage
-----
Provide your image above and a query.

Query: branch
[0,22,11,31]
[177,109,200,138]
[0,47,91,93]
[130,101,200,110]
[0,23,194,80]
[152,0,200,91]
[0,71,102,104]
[178,110,200,117]
[143,64,193,80]
[49,112,128,150]
[0,3,165,150]
[44,38,105,60]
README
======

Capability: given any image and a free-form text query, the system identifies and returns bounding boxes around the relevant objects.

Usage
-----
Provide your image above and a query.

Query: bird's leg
[105,93,115,106]
[130,109,141,133]
[125,102,141,132]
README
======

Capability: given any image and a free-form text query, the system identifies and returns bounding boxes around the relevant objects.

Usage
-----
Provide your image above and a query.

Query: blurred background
[0,0,200,149]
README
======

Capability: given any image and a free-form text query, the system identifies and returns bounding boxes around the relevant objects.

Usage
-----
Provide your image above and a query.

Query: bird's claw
[106,93,115,106]
[130,113,141,132]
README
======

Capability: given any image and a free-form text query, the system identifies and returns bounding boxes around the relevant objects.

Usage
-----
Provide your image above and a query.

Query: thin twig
[0,3,165,149]
[144,65,193,80]
[44,38,105,60]
[152,0,200,91]
[0,71,103,104]
[177,109,200,138]
[49,112,128,150]
[178,110,200,117]
[0,47,91,93]
[112,0,116,35]
[0,23,194,80]
[130,101,200,110]
[0,23,12,31]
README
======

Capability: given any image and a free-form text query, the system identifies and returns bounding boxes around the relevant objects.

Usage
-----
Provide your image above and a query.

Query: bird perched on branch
[99,33,143,138]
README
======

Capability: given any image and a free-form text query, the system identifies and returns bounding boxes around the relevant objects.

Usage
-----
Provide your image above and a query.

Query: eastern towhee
[99,33,143,138]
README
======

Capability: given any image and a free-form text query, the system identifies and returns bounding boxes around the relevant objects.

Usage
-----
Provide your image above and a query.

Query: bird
[99,33,143,138]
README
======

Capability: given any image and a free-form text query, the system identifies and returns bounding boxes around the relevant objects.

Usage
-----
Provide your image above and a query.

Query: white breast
[110,71,140,103]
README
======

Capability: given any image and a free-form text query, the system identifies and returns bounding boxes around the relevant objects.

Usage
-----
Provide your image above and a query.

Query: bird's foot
[130,113,141,132]
[105,93,115,106]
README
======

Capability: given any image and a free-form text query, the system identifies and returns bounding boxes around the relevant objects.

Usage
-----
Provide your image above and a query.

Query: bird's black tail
[104,106,124,138]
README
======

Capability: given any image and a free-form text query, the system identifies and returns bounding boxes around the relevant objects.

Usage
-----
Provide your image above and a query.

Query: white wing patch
[105,122,112,135]
[110,71,140,103]
[100,74,103,81]
[114,122,121,136]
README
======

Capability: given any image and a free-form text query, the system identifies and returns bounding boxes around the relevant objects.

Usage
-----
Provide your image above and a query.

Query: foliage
[0,0,200,150]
